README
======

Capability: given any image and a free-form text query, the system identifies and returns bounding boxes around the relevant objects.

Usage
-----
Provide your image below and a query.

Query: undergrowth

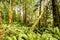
[1,24,60,40]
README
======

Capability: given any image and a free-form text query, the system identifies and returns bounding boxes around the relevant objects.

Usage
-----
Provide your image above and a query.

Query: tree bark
[23,0,27,24]
[52,0,60,27]
[8,0,16,24]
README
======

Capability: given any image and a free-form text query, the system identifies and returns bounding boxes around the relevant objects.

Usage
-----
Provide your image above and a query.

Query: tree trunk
[0,1,4,40]
[8,0,16,24]
[52,0,60,27]
[23,0,27,24]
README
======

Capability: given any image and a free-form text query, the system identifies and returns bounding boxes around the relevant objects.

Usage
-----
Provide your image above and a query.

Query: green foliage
[2,24,60,40]
[0,0,60,40]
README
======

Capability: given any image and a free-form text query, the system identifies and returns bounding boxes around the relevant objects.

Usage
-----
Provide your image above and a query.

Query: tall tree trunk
[23,0,27,24]
[52,0,60,27]
[0,1,4,40]
[8,0,16,24]
[0,0,4,25]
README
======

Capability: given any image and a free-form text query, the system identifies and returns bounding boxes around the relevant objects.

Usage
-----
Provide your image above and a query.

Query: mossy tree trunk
[8,0,16,24]
[30,0,50,32]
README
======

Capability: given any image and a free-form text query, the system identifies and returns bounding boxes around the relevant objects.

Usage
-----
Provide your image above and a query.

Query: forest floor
[0,23,60,40]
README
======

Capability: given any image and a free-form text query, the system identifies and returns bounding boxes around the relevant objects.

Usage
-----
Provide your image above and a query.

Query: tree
[30,0,50,32]
[52,0,60,27]
[23,0,27,24]
[8,0,16,24]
